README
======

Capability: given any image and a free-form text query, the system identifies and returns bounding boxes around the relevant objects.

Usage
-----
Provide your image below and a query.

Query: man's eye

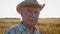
[35,11,38,14]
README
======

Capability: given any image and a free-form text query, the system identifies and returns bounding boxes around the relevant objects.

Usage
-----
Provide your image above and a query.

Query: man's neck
[22,21,36,31]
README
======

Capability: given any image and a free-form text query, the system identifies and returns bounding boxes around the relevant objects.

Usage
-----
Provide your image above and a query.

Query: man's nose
[32,14,37,18]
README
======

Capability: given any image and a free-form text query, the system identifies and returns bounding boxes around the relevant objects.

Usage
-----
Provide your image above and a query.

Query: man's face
[21,7,40,26]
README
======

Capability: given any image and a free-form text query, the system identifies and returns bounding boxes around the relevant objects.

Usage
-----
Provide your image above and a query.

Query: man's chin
[31,23,36,25]
[28,21,37,25]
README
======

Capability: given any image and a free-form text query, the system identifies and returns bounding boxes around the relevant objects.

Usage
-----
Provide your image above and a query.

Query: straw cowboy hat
[16,0,45,13]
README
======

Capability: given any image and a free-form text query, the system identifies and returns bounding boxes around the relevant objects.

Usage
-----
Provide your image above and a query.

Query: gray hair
[21,7,40,12]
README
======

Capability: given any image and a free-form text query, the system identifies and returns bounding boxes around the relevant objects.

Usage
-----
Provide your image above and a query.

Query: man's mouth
[30,20,37,21]
[28,18,38,21]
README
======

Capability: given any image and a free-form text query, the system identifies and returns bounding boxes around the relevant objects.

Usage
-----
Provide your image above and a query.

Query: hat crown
[25,0,38,4]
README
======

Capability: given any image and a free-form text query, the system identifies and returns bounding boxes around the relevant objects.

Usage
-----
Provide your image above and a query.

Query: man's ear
[20,9,22,15]
[20,12,23,17]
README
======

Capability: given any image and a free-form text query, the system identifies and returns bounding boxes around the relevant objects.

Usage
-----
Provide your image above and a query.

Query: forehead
[22,7,40,11]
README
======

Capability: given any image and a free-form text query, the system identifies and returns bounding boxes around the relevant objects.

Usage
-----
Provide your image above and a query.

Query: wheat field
[0,18,60,34]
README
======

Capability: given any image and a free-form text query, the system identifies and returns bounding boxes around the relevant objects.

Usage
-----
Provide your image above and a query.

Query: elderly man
[4,0,45,34]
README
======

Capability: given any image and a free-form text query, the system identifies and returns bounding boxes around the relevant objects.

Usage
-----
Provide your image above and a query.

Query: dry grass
[0,18,60,34]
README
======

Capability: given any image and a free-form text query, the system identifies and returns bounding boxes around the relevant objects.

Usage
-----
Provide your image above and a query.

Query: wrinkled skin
[20,7,40,29]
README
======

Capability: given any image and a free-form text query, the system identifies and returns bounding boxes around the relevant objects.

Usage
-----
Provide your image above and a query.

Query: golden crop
[0,18,60,34]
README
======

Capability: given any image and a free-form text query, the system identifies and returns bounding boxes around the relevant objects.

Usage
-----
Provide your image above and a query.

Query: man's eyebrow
[36,9,41,12]
[35,10,40,12]
[27,9,32,12]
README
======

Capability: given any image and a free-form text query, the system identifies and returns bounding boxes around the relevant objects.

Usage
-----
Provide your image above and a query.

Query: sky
[0,0,60,18]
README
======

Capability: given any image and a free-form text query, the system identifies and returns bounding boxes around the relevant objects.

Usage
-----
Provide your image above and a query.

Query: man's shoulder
[9,24,20,29]
[5,24,18,31]
[4,23,24,34]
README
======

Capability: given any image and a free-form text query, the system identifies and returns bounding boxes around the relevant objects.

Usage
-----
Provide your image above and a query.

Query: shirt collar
[19,21,37,31]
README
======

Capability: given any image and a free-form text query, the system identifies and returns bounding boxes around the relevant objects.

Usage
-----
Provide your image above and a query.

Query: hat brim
[16,1,45,13]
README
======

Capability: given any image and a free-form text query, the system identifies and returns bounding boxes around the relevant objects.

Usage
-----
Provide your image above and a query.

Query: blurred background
[0,0,60,18]
[0,18,60,34]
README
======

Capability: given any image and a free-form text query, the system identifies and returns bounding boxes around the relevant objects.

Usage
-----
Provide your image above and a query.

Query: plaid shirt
[4,22,40,34]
